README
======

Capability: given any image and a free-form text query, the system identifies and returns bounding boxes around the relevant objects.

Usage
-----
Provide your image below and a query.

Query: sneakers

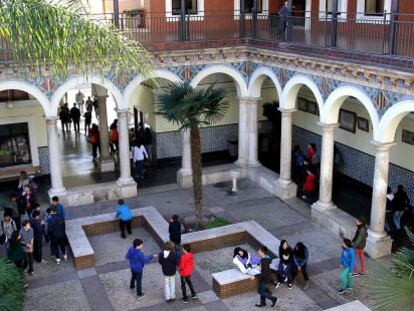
[63,254,68,262]
[275,282,283,288]
[40,259,48,264]
[28,272,35,277]
[56,258,61,264]
[338,288,347,295]
[288,283,293,289]
[271,298,278,307]
[136,294,146,300]
[129,287,135,292]
[255,303,266,308]
[303,281,310,290]
[192,294,197,299]
[182,298,189,304]
[350,272,360,277]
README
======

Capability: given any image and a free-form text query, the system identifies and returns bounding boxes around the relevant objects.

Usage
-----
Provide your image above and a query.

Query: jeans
[135,160,144,179]
[73,120,80,133]
[174,244,181,261]
[277,262,292,284]
[42,224,49,243]
[340,267,353,289]
[51,237,66,260]
[394,210,404,229]
[130,270,143,295]
[24,252,34,274]
[33,237,43,262]
[258,281,276,306]
[293,264,309,281]
[92,144,99,159]
[120,220,132,237]
[164,275,176,300]
[181,276,196,299]
[354,248,366,274]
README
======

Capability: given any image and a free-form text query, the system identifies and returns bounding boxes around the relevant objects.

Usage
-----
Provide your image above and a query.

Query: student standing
[159,241,178,302]
[178,244,197,303]
[338,239,355,294]
[253,246,278,308]
[19,220,34,276]
[30,210,47,264]
[48,207,67,264]
[125,239,156,299]
[133,141,148,182]
[1,211,17,252]
[51,196,66,221]
[169,215,182,259]
[293,242,310,289]
[351,218,367,277]
[115,199,133,239]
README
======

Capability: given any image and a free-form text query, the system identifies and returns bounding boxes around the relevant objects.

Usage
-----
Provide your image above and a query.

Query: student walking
[48,207,67,264]
[19,220,34,276]
[30,210,47,264]
[132,141,148,182]
[115,199,133,239]
[178,244,197,303]
[70,103,81,134]
[338,239,355,294]
[351,217,368,277]
[275,240,294,289]
[169,215,182,259]
[293,242,310,289]
[253,246,278,308]
[159,241,178,302]
[125,239,156,299]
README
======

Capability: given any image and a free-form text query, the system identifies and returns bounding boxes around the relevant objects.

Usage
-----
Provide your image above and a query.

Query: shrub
[0,258,25,311]
[206,217,230,229]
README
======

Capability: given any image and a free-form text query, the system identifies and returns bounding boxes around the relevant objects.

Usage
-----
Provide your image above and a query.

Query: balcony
[2,11,414,70]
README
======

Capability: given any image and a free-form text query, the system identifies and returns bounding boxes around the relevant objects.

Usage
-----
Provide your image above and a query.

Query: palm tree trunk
[190,127,203,230]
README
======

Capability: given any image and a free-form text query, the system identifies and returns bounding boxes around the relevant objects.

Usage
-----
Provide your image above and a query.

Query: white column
[236,98,249,166]
[177,130,193,188]
[117,109,134,185]
[46,117,66,196]
[278,108,296,185]
[313,123,338,211]
[366,141,394,258]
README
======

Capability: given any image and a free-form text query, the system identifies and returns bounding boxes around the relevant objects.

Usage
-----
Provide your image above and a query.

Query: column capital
[370,140,395,152]
[317,122,339,131]
[116,108,130,116]
[45,116,59,124]
[237,96,262,103]
[278,108,297,115]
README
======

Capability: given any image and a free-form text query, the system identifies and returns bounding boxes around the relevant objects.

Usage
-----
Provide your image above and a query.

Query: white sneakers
[63,254,68,261]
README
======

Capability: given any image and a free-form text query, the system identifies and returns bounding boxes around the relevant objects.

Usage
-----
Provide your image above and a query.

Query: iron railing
[1,11,414,62]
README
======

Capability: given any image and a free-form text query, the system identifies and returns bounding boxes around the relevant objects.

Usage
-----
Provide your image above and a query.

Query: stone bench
[212,268,257,298]
[66,206,169,269]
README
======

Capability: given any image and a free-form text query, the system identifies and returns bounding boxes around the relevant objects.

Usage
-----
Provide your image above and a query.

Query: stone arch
[0,79,52,116]
[321,85,380,136]
[280,75,324,112]
[50,74,124,115]
[248,66,283,99]
[123,69,183,106]
[378,99,414,143]
[190,64,249,97]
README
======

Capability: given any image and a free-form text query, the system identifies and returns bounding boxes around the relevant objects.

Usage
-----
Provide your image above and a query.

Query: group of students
[386,184,414,233]
[1,195,68,278]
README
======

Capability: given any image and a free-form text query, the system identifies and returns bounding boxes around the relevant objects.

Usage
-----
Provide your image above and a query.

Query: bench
[212,268,257,298]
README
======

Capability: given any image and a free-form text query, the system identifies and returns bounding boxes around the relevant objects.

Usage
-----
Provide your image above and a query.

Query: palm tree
[367,228,414,310]
[157,82,229,229]
[0,258,26,311]
[0,0,152,78]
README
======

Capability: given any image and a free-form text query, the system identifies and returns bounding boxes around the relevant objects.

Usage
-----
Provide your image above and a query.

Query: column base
[117,179,138,198]
[247,161,261,168]
[99,158,115,173]
[311,200,337,212]
[48,187,68,205]
[235,159,248,168]
[177,169,193,188]
[274,179,297,199]
[365,230,392,259]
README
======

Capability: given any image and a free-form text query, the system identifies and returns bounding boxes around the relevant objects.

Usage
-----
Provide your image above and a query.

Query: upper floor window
[325,0,343,14]
[172,0,198,15]
[243,0,263,13]
[364,0,384,16]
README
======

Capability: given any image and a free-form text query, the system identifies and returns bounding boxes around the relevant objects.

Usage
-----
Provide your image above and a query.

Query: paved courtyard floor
[18,179,386,310]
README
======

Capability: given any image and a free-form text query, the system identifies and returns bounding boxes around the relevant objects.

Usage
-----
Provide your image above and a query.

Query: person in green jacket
[351,217,368,277]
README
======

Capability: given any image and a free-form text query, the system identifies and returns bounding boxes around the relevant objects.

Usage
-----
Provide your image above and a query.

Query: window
[243,0,263,13]
[0,123,31,167]
[364,0,384,16]
[172,0,198,15]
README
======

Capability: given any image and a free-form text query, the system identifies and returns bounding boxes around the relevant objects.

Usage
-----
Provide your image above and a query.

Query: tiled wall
[156,124,239,159]
[38,146,50,175]
[292,126,414,202]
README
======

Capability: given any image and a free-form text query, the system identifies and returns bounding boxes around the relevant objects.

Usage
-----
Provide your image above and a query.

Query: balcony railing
[1,11,414,64]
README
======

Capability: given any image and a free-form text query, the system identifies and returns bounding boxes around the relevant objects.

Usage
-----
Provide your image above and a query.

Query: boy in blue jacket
[338,238,355,294]
[115,199,133,239]
[125,238,157,299]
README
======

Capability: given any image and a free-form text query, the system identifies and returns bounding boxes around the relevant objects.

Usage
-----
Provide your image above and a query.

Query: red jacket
[178,252,194,277]
[303,174,316,192]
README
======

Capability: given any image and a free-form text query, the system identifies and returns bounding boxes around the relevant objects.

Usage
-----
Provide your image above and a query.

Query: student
[252,246,278,308]
[293,242,310,289]
[338,239,355,294]
[133,141,148,182]
[70,103,81,134]
[178,244,197,303]
[51,196,66,221]
[385,187,395,232]
[275,240,293,289]
[19,220,34,276]
[159,241,178,302]
[48,207,67,264]
[301,168,316,201]
[351,217,367,277]
[233,247,261,275]
[169,215,181,258]
[393,185,410,230]
[30,210,47,264]
[7,231,27,270]
[21,185,37,218]
[84,111,92,135]
[0,211,17,252]
[125,238,156,299]
[42,207,51,243]
[115,199,133,239]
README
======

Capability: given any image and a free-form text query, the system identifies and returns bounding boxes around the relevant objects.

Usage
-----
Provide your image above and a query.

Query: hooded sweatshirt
[125,247,153,272]
[159,250,177,276]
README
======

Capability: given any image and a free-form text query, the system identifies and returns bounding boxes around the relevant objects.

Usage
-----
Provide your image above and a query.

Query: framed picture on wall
[402,129,414,145]
[357,117,369,132]
[297,97,307,112]
[307,101,318,115]
[339,109,356,133]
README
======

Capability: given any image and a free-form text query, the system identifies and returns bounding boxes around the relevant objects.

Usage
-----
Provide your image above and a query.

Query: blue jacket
[294,247,309,268]
[340,247,355,271]
[50,203,66,220]
[125,247,153,272]
[116,204,133,221]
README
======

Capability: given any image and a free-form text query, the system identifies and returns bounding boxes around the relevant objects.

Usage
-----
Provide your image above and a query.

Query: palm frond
[0,259,25,311]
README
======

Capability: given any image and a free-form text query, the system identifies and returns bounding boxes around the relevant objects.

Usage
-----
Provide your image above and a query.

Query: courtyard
[17,179,385,311]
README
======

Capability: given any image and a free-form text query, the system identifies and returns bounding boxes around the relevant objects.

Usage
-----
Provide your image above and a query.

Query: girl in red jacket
[178,244,197,303]
[301,168,316,201]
